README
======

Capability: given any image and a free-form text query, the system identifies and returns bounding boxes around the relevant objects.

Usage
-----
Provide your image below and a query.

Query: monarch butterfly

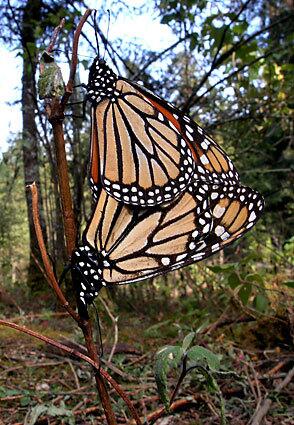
[71,179,264,316]
[87,57,240,207]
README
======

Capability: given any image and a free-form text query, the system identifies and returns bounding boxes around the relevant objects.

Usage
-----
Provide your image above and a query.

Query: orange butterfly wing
[130,79,240,187]
[87,58,239,207]
[72,181,264,309]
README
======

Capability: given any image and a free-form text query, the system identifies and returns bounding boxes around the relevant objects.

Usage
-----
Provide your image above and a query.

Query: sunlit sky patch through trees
[0,0,176,155]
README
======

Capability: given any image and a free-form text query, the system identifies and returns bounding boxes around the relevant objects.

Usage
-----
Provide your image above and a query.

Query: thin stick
[34,10,141,423]
[249,366,294,425]
[0,319,142,425]
[130,397,201,424]
[63,8,93,104]
[28,182,79,321]
[29,175,115,424]
[47,18,65,54]
[50,120,77,256]
[99,297,119,363]
[67,359,80,389]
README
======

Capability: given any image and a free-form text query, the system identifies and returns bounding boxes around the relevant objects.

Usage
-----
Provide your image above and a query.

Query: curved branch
[210,0,253,70]
[186,43,289,109]
[0,319,142,425]
[62,8,93,105]
[183,13,292,112]
[28,182,79,322]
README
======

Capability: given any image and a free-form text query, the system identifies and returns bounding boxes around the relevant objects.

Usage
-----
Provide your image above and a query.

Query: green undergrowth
[0,268,293,424]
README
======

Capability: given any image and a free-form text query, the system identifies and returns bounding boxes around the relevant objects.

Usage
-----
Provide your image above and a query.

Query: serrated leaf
[187,346,220,371]
[182,332,195,352]
[154,345,183,410]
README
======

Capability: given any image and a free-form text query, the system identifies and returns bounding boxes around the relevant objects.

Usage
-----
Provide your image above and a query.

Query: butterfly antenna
[93,9,100,57]
[103,9,111,61]
[92,301,104,359]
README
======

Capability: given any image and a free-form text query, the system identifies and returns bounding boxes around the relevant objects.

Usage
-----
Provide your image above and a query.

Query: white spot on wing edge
[161,257,170,266]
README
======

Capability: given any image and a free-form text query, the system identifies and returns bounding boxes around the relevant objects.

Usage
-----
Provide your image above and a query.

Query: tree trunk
[21,0,47,291]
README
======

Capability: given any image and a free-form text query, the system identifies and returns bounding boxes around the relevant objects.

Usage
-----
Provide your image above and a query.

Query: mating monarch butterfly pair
[70,56,264,318]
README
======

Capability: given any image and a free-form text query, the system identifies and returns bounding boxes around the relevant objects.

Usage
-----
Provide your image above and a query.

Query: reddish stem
[33,9,141,425]
[0,319,142,425]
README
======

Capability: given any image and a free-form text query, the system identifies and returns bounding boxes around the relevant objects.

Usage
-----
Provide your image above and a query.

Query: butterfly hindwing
[72,182,264,308]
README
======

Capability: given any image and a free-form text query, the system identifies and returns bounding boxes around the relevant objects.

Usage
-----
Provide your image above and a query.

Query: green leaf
[233,21,248,35]
[246,273,264,285]
[25,403,75,425]
[238,283,252,305]
[0,386,20,397]
[25,405,47,425]
[80,59,90,70]
[189,33,198,51]
[154,345,183,410]
[227,272,240,289]
[182,332,195,352]
[47,405,75,423]
[253,294,268,313]
[161,13,176,24]
[208,263,237,273]
[283,280,294,288]
[20,396,31,407]
[210,26,225,46]
[187,345,221,371]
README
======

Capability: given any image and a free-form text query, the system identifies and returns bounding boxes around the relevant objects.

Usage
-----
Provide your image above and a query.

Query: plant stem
[82,319,117,424]
[50,118,77,256]
[0,319,142,425]
[38,10,119,424]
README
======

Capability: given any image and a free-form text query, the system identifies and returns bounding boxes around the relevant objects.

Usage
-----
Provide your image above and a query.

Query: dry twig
[249,366,294,425]
[99,297,119,363]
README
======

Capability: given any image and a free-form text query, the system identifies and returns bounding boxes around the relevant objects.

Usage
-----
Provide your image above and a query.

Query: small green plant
[154,332,226,424]
[25,402,75,425]
[208,260,269,313]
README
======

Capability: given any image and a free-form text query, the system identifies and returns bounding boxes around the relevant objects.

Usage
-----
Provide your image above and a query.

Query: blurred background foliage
[0,0,293,333]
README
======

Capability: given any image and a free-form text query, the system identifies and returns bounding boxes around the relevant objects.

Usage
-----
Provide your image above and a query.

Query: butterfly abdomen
[71,246,105,311]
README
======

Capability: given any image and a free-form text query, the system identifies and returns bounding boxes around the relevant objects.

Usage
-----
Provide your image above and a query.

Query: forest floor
[0,288,293,425]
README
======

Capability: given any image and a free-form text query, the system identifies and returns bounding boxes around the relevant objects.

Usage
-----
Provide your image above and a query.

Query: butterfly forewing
[87,58,240,207]
[88,74,195,206]
[129,80,240,187]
